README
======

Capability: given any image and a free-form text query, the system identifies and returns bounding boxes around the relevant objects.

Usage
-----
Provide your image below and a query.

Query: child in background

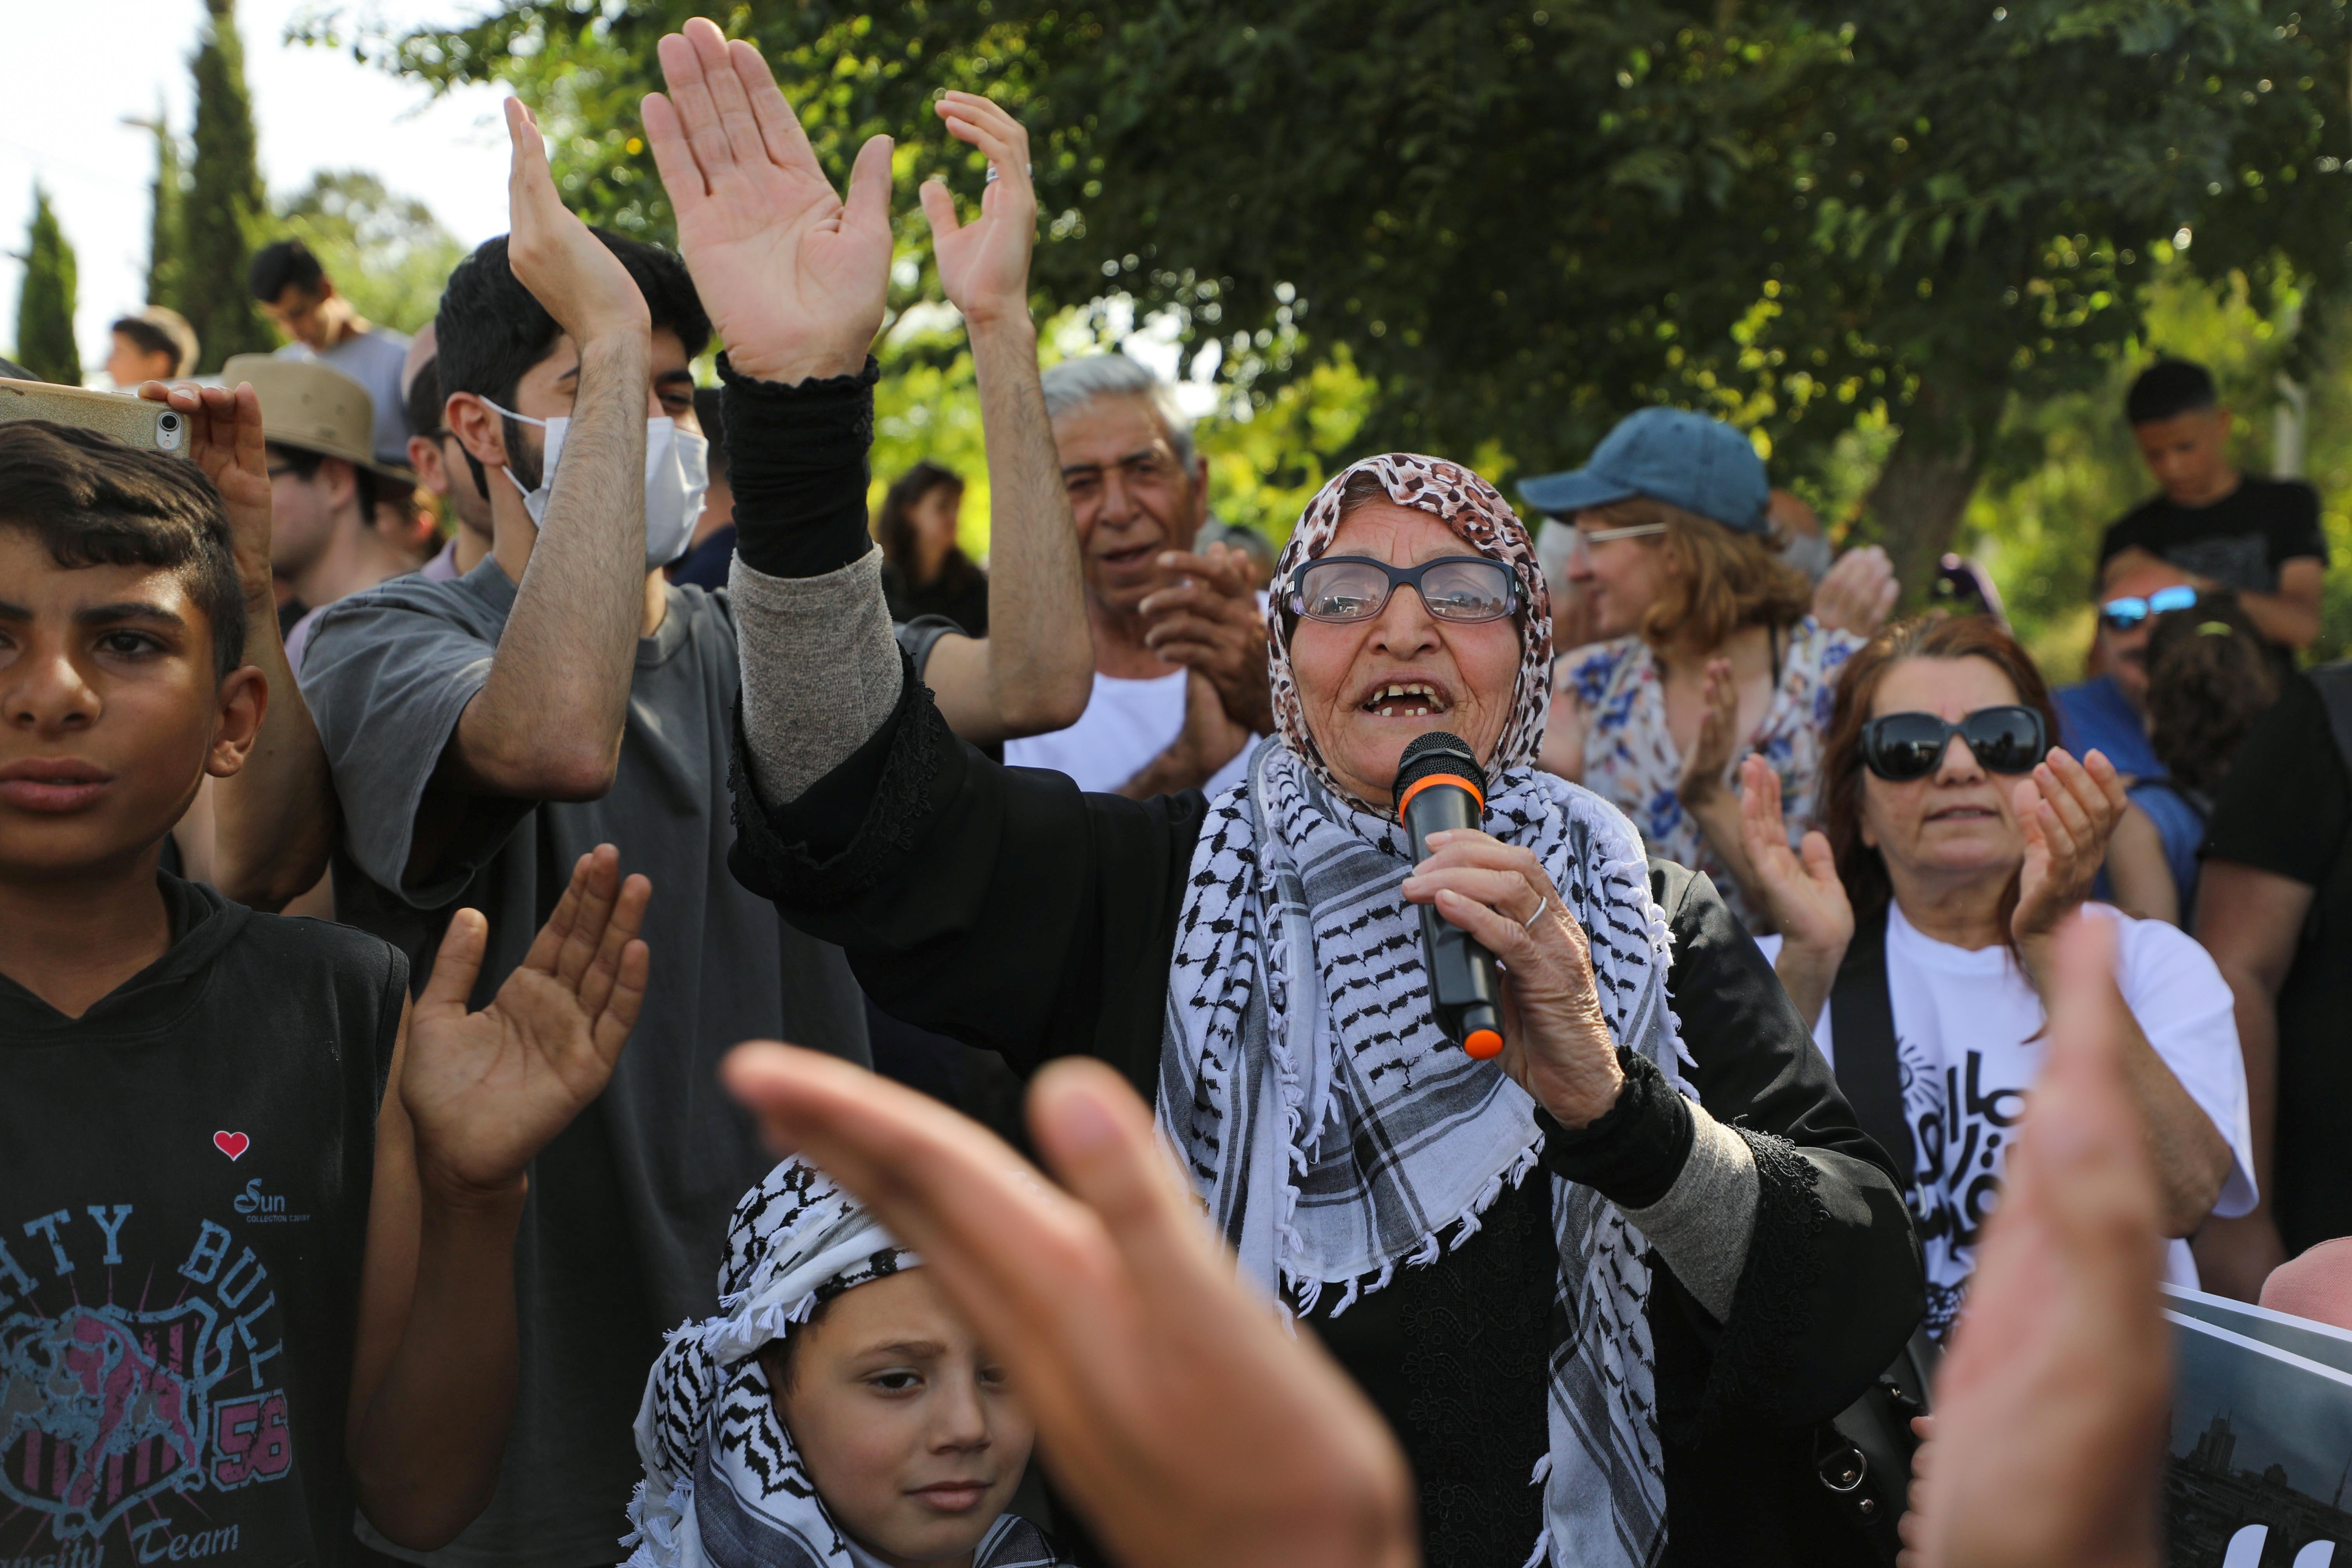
[629,1157,1067,1568]
[2135,595,2279,917]
[0,412,650,1567]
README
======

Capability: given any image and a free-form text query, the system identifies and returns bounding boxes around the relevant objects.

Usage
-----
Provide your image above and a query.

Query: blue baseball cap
[1517,407,1771,535]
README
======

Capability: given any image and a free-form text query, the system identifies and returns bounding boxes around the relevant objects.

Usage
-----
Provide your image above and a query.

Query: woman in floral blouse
[1523,408,1867,930]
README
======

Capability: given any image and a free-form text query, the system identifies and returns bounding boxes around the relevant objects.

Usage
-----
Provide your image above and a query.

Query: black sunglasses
[1860,705,2048,782]
[1285,555,1518,625]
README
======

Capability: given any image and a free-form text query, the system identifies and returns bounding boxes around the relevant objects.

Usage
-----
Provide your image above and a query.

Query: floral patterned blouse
[1562,615,1862,931]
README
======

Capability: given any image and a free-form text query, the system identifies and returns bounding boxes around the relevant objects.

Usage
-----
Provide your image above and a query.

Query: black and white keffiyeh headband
[625,1157,1068,1568]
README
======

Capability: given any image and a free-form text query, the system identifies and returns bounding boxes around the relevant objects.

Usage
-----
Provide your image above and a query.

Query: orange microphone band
[1396,772,1486,820]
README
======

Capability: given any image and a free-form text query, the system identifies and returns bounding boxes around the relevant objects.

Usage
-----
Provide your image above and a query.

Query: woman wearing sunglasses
[1734,615,2255,1341]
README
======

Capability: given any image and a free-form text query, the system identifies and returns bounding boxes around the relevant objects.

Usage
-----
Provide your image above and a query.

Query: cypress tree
[182,0,272,372]
[135,104,186,311]
[14,186,80,386]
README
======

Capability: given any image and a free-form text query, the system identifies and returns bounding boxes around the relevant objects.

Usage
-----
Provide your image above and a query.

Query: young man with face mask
[287,105,878,1568]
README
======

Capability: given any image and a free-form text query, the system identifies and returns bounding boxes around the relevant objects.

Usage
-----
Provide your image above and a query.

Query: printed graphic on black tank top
[2,1164,321,1568]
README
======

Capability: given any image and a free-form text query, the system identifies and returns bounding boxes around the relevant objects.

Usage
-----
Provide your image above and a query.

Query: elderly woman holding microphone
[641,23,1920,1565]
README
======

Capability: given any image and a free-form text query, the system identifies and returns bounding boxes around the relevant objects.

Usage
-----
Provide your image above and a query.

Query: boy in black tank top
[0,415,655,1568]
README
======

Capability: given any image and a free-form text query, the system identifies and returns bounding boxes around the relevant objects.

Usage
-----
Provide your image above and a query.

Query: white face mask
[482,398,710,571]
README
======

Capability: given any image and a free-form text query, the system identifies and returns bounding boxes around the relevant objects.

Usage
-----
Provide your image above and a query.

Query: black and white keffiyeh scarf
[1157,454,1694,1568]
[624,1158,1069,1568]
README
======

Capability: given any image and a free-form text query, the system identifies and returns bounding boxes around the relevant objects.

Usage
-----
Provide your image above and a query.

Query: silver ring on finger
[1522,898,1547,931]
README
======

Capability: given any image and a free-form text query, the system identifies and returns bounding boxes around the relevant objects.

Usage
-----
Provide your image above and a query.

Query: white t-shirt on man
[1003,667,1253,797]
[1759,901,2255,1338]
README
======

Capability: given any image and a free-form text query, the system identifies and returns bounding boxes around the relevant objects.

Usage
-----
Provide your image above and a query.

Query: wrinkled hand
[501,97,650,348]
[1175,668,1250,779]
[719,1047,1421,1568]
[1736,754,1851,958]
[1899,916,2167,1568]
[1141,545,1273,735]
[920,92,1036,329]
[2012,748,2127,961]
[402,846,651,1203]
[1401,830,1624,1127]
[1814,545,1899,638]
[1677,657,1741,808]
[643,19,891,383]
[141,380,272,602]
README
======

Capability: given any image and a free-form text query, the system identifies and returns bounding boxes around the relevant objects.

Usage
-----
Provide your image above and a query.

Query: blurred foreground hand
[721,1044,1421,1568]
[1900,914,2167,1568]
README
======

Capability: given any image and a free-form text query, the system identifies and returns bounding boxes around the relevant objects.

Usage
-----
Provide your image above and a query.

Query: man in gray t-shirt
[291,168,871,1567]
[252,238,414,469]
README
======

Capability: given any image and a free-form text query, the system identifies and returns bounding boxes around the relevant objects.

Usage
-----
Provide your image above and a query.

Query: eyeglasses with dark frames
[1285,555,1520,625]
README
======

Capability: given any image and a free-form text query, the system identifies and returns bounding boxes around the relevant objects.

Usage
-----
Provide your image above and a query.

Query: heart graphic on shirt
[213,1130,250,1161]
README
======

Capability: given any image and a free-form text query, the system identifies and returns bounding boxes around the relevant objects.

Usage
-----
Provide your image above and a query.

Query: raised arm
[642,19,901,804]
[143,379,337,907]
[349,847,649,1545]
[440,99,654,802]
[915,94,1091,743]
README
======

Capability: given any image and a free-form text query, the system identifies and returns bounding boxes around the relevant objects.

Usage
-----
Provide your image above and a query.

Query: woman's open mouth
[1925,805,1998,823]
[1361,682,1452,719]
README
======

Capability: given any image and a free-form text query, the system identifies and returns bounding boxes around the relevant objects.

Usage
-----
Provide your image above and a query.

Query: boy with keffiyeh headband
[628,1156,1070,1568]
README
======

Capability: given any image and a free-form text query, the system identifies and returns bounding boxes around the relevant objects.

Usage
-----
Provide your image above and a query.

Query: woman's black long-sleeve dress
[727,665,1925,1568]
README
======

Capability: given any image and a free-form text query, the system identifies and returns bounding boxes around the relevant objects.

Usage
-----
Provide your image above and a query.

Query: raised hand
[2011,747,2127,964]
[402,846,651,1202]
[920,92,1037,329]
[719,1045,1421,1568]
[1676,656,1742,808]
[642,18,892,383]
[1402,829,1625,1128]
[1901,915,2167,1568]
[502,97,650,348]
[1737,754,1852,1019]
[140,380,272,599]
[1814,545,1900,638]
[1141,544,1275,735]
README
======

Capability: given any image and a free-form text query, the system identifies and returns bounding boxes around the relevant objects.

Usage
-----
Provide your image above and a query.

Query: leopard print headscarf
[1267,453,1554,806]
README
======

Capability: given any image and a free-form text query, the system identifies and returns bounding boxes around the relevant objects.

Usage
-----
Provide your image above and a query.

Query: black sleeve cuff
[1537,1049,1696,1209]
[720,352,881,580]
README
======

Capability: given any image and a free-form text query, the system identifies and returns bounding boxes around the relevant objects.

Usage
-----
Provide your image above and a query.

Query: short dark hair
[405,356,445,442]
[2126,358,2218,425]
[0,421,247,676]
[434,231,711,493]
[110,316,187,375]
[267,441,379,523]
[250,239,326,304]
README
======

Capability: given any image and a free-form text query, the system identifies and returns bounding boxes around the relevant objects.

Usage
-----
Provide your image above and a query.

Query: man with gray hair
[1011,353,1273,796]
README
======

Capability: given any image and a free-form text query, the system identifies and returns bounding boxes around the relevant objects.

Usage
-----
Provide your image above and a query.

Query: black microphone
[1393,731,1505,1060]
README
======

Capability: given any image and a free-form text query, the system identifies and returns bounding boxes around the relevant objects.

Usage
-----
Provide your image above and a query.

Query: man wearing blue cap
[1522,407,1873,930]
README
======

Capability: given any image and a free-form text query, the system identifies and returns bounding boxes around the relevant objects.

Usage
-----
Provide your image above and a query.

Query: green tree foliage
[358,1,2351,586]
[132,106,187,312]
[266,171,464,335]
[184,0,274,372]
[13,186,80,386]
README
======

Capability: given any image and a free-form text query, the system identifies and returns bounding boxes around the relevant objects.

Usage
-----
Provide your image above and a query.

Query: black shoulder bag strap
[1815,902,1935,1565]
[1827,902,1914,1180]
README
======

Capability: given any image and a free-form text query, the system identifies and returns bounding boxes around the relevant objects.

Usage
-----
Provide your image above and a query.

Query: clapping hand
[643,19,892,384]
[1897,915,2167,1568]
[2010,747,2127,974]
[1677,657,1742,808]
[140,380,272,601]
[719,1046,1421,1568]
[1735,755,1852,1020]
[502,97,650,349]
[1813,545,1900,638]
[1141,544,1275,735]
[401,846,651,1204]
[921,92,1037,330]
